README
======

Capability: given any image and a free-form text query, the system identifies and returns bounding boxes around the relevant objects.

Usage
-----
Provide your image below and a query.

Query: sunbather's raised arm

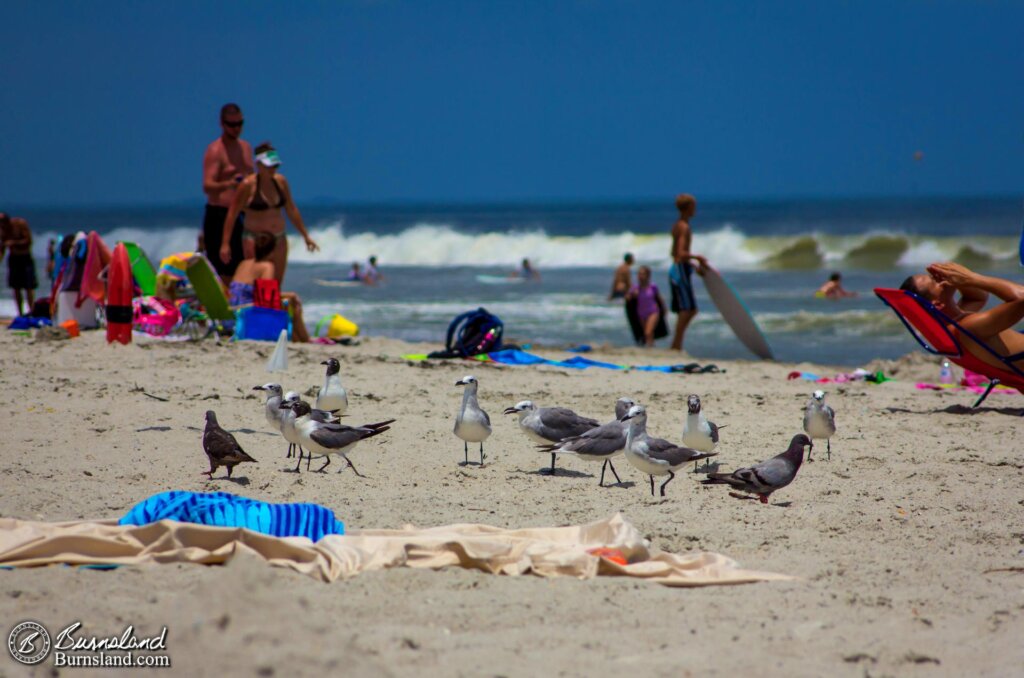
[928,262,1024,310]
[957,297,1024,341]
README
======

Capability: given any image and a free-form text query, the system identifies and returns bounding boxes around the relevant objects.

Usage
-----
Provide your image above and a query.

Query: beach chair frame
[875,287,1024,409]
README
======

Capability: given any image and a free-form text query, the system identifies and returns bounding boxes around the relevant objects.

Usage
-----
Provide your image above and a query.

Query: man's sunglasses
[222,119,244,128]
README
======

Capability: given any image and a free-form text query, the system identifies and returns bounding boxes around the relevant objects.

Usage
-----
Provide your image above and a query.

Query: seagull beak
[253,386,265,391]
[320,361,329,366]
[503,406,518,415]
[455,379,466,386]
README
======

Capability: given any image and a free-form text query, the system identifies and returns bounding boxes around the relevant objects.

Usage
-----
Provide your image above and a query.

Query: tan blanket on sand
[0,513,790,587]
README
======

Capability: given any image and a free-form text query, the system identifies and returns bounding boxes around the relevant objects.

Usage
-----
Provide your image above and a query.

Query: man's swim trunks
[669,262,697,313]
[202,204,245,278]
[7,253,38,290]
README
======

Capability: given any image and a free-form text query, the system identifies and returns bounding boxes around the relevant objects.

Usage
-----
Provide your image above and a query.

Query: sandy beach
[1,329,1022,676]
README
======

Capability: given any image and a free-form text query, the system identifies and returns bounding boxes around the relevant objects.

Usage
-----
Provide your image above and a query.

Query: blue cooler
[235,306,291,341]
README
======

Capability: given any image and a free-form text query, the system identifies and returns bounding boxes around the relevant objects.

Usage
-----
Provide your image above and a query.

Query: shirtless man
[901,262,1024,371]
[608,252,634,300]
[202,103,253,281]
[0,214,38,316]
[668,194,708,351]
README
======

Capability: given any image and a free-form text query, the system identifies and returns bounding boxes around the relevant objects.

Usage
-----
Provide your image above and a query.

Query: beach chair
[182,255,235,339]
[121,241,157,297]
[875,287,1024,408]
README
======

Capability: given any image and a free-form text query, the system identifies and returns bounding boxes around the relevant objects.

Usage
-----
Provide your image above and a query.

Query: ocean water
[6,198,1021,367]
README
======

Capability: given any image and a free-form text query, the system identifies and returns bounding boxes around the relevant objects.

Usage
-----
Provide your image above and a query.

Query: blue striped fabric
[118,491,345,541]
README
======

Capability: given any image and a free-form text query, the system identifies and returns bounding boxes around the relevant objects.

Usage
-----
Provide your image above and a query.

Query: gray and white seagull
[622,404,717,497]
[315,358,349,415]
[284,400,394,475]
[503,400,599,475]
[536,397,636,486]
[803,390,836,461]
[454,375,491,465]
[253,383,284,430]
[681,394,723,471]
[701,433,812,504]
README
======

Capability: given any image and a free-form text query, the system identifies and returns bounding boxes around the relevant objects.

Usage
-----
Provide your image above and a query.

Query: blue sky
[1,1,1021,205]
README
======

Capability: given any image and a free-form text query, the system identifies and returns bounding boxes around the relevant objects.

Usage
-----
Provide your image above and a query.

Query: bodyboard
[186,255,233,321]
[314,278,363,288]
[122,241,157,296]
[702,266,774,360]
[476,274,524,285]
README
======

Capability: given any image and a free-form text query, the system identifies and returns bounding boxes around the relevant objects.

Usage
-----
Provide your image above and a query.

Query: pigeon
[253,383,284,430]
[315,358,349,415]
[701,433,813,504]
[284,400,394,475]
[454,376,491,465]
[202,410,257,479]
[503,400,599,475]
[622,404,717,497]
[536,397,635,486]
[681,394,723,471]
[803,390,836,461]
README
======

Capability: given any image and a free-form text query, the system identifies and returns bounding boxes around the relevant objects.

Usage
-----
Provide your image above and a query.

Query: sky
[1,1,1022,206]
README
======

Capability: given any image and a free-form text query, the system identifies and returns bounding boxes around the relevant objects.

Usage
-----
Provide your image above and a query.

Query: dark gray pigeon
[202,410,257,479]
[701,433,812,504]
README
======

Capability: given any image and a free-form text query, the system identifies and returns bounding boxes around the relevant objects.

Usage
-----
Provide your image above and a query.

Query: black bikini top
[248,176,287,211]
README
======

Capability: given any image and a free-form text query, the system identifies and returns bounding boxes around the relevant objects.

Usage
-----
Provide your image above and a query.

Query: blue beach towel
[119,491,345,542]
[486,348,694,373]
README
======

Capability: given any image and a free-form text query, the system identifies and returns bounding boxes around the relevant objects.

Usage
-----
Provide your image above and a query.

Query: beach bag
[433,308,504,358]
[254,279,282,310]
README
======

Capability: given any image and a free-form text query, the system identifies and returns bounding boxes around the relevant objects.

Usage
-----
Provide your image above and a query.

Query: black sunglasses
[222,119,244,128]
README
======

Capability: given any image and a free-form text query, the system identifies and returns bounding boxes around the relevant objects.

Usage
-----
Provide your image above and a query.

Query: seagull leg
[550,453,557,475]
[286,443,293,459]
[660,471,675,497]
[317,456,331,473]
[599,460,607,487]
[649,475,655,496]
[464,441,468,465]
[827,439,831,461]
[306,449,312,471]
[608,461,622,485]
[807,444,814,462]
[345,458,365,478]
[479,442,485,466]
[226,464,233,479]
[293,450,303,473]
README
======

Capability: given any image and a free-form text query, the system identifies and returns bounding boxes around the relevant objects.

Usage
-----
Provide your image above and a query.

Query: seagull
[279,391,341,462]
[454,376,491,465]
[536,397,635,487]
[316,358,349,415]
[284,400,394,475]
[202,410,257,479]
[803,390,836,461]
[681,394,724,471]
[701,433,812,504]
[253,383,284,431]
[503,400,599,475]
[622,404,717,497]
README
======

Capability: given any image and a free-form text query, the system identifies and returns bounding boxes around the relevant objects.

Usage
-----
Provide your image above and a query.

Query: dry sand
[1,330,1022,677]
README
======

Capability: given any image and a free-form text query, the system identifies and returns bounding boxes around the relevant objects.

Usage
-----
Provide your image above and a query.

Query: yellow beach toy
[315,313,359,339]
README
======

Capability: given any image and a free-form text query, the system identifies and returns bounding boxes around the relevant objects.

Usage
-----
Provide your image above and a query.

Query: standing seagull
[537,397,635,487]
[202,410,257,479]
[681,394,723,471]
[279,391,340,461]
[454,376,491,465]
[316,358,349,415]
[503,400,599,475]
[622,404,717,497]
[285,400,394,475]
[803,390,836,461]
[253,383,284,430]
[702,433,812,504]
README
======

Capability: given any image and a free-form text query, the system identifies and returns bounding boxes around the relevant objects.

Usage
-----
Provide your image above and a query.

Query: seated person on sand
[230,232,311,342]
[625,266,666,347]
[816,272,857,299]
[900,262,1024,371]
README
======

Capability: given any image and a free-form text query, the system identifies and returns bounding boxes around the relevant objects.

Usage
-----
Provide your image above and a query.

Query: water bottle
[939,360,955,385]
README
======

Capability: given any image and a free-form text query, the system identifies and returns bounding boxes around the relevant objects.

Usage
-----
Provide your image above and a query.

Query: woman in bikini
[220,142,319,286]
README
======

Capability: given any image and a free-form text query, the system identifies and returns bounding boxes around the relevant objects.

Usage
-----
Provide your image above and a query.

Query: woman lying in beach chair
[876,262,1024,408]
